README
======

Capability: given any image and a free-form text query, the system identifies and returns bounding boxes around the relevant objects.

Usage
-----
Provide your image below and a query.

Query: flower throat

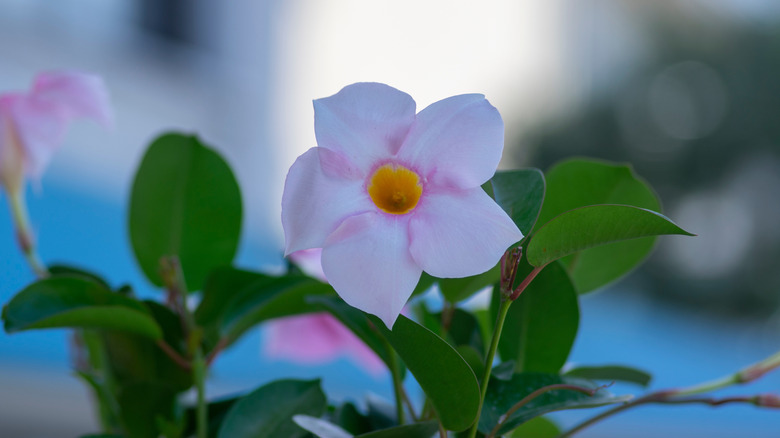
[368,163,422,214]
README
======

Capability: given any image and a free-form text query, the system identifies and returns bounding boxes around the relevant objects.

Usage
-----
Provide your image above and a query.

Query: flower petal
[321,212,421,328]
[397,94,503,189]
[2,94,70,179]
[409,188,523,278]
[282,148,372,254]
[32,71,113,128]
[314,83,416,171]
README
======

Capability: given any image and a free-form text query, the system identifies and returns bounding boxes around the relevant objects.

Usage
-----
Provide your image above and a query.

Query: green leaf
[508,417,560,438]
[534,159,662,292]
[437,265,499,304]
[478,372,631,435]
[490,168,546,236]
[116,381,178,438]
[527,205,693,269]
[564,365,652,387]
[218,379,327,438]
[195,267,274,326]
[292,415,352,438]
[308,296,393,367]
[496,260,579,373]
[48,264,111,289]
[357,421,440,437]
[370,315,480,432]
[2,276,161,339]
[220,277,335,343]
[129,133,242,291]
[101,303,193,391]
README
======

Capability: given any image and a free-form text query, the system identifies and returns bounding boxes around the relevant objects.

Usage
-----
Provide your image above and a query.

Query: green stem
[557,348,780,437]
[388,348,405,424]
[466,297,512,438]
[193,349,208,438]
[8,189,48,278]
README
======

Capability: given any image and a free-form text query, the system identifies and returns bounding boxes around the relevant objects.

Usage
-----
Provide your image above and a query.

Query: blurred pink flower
[0,71,112,194]
[281,83,523,327]
[264,249,385,376]
[264,311,385,376]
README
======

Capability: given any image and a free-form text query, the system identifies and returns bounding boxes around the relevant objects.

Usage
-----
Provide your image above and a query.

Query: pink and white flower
[282,83,523,328]
[0,71,112,194]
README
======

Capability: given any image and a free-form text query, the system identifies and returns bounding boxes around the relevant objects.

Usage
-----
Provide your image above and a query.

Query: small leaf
[218,379,327,438]
[478,372,631,435]
[293,415,352,438]
[129,133,242,291]
[357,421,440,437]
[508,416,560,438]
[496,260,579,374]
[527,205,693,268]
[534,159,661,292]
[564,365,652,387]
[490,168,546,236]
[2,276,161,339]
[370,315,480,432]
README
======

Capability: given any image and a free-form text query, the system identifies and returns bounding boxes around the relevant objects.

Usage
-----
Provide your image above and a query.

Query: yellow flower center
[368,163,423,215]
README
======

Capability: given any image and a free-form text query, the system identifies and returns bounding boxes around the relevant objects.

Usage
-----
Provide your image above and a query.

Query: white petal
[397,94,504,190]
[321,212,421,328]
[314,83,416,172]
[409,188,523,278]
[282,148,371,254]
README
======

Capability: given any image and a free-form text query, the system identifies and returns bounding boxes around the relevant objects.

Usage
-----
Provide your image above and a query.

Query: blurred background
[1,0,779,436]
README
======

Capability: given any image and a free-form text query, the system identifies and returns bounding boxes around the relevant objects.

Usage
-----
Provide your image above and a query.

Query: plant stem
[466,296,512,438]
[193,349,208,438]
[557,348,780,437]
[156,339,192,371]
[8,189,48,278]
[388,348,405,425]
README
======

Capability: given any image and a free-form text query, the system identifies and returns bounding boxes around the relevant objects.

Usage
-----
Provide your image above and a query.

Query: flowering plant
[2,76,779,438]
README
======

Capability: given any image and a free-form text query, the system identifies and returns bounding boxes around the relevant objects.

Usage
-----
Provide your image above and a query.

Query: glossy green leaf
[490,168,546,236]
[129,133,242,291]
[308,297,393,367]
[527,205,693,268]
[292,415,352,438]
[370,315,480,432]
[564,365,652,387]
[496,260,579,373]
[508,417,560,438]
[437,264,499,304]
[478,372,631,435]
[218,379,327,438]
[2,276,161,340]
[220,277,335,343]
[534,159,661,292]
[357,421,440,437]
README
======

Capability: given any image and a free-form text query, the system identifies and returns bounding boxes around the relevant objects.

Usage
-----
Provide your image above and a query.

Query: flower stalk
[7,188,48,278]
